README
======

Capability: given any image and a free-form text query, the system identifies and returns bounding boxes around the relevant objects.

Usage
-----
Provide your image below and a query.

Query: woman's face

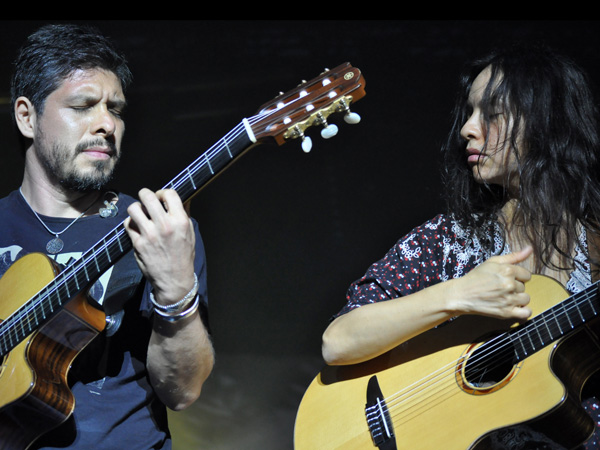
[460,67,521,194]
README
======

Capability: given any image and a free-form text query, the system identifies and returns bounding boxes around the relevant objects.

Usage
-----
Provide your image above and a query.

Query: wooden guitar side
[0,253,105,450]
[294,275,600,449]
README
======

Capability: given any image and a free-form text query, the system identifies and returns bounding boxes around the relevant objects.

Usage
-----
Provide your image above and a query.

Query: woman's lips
[466,148,483,164]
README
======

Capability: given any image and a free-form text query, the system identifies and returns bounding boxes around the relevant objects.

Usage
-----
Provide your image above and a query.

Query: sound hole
[463,337,516,388]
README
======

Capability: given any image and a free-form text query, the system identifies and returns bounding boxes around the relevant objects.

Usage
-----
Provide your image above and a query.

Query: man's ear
[14,96,36,139]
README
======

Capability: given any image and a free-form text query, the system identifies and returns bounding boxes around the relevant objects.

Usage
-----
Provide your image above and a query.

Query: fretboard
[509,281,600,361]
[0,122,255,356]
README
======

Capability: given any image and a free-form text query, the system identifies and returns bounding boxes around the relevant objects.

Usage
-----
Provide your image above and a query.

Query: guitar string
[379,336,524,435]
[0,109,284,352]
[376,330,512,428]
[382,288,599,434]
[384,334,514,432]
[380,304,578,430]
[386,284,599,402]
[371,284,599,436]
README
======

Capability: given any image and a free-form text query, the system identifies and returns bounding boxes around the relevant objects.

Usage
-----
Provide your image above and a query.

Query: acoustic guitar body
[0,253,105,450]
[294,275,600,449]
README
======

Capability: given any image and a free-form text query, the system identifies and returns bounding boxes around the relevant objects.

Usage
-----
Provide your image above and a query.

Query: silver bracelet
[153,294,200,322]
[149,273,199,312]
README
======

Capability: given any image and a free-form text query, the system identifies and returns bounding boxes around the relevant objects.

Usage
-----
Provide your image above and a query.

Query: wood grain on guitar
[0,62,366,449]
[294,275,600,449]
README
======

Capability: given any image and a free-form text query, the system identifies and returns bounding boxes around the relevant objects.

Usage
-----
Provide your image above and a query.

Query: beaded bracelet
[153,294,200,322]
[150,273,199,312]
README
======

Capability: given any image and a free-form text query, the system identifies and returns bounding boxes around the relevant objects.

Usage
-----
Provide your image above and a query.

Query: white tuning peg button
[321,124,339,139]
[302,136,313,153]
[344,112,361,124]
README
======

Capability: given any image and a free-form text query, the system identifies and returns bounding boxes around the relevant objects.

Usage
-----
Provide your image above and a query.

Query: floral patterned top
[335,213,599,449]
[337,214,591,317]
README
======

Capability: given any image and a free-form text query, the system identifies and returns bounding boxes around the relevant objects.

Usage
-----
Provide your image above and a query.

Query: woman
[322,43,600,449]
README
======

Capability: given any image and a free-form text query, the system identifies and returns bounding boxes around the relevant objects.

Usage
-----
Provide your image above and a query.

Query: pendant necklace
[19,188,99,254]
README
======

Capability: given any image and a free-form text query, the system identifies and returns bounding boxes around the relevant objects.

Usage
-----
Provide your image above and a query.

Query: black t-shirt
[0,189,208,449]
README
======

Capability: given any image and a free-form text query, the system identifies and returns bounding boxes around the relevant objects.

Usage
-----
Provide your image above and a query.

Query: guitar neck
[0,61,366,358]
[510,281,600,361]
[0,123,255,357]
[162,119,255,202]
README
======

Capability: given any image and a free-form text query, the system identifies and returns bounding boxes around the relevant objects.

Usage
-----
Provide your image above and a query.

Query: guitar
[294,274,600,449]
[0,62,366,450]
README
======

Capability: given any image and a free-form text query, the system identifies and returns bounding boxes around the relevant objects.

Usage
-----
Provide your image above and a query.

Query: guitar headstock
[249,62,366,152]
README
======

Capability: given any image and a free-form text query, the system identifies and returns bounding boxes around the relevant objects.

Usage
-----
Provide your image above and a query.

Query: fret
[29,306,37,328]
[83,261,90,282]
[47,288,56,314]
[551,308,563,334]
[541,315,552,340]
[116,232,124,253]
[104,244,112,264]
[562,301,574,328]
[205,153,214,175]
[578,291,598,320]
[64,276,71,298]
[587,293,598,315]
[187,167,197,190]
[54,284,67,309]
[38,289,47,321]
[54,282,71,309]
[509,331,528,359]
[575,300,586,323]
[71,271,82,295]
[199,158,215,184]
[533,318,545,346]
[526,328,537,352]
[73,268,81,291]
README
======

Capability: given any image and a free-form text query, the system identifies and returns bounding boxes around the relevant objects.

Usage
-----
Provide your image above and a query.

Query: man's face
[32,68,126,192]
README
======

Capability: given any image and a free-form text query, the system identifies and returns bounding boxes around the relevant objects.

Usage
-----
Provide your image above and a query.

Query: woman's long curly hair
[442,43,600,272]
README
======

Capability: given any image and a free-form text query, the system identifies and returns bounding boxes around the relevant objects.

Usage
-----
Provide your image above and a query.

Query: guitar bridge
[365,375,396,449]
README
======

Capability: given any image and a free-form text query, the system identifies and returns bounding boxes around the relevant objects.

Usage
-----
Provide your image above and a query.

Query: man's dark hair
[10,23,133,116]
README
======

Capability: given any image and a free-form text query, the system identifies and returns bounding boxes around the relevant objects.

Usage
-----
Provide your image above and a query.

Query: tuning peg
[321,123,339,139]
[344,111,361,124]
[286,124,313,152]
[314,112,338,140]
[335,97,361,125]
[302,136,313,153]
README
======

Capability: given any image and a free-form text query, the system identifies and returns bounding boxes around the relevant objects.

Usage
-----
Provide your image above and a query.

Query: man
[0,24,214,448]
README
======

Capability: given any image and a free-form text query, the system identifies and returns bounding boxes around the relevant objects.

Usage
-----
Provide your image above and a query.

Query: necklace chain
[19,188,100,254]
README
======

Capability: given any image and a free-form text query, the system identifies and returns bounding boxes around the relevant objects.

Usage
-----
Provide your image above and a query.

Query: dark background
[1,20,599,449]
